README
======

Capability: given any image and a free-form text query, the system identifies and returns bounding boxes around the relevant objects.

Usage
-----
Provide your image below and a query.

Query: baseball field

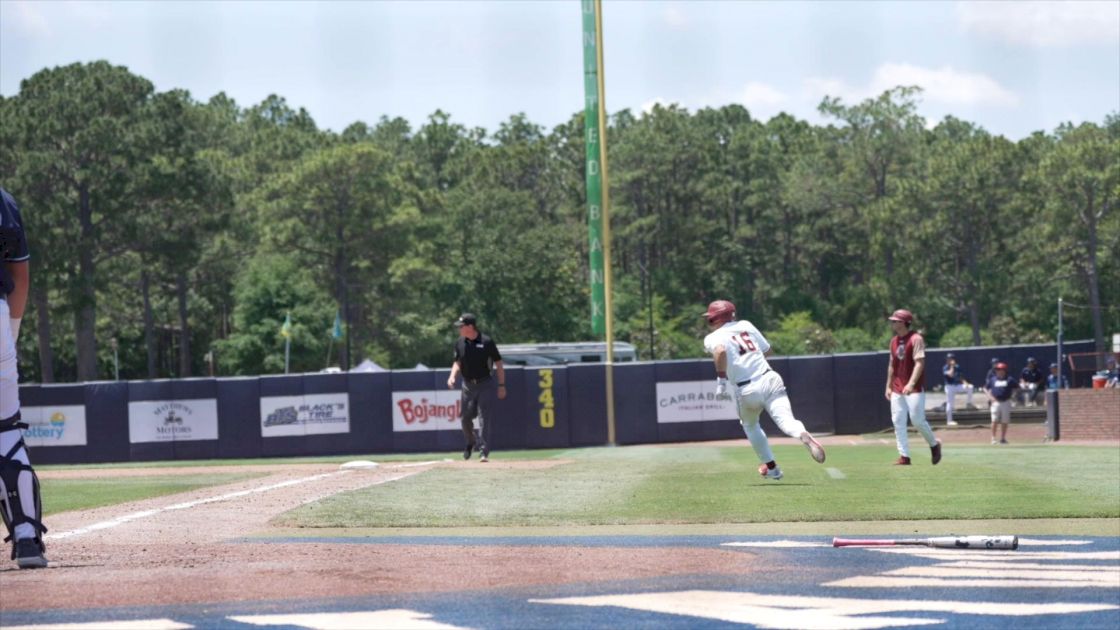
[2,427,1118,629]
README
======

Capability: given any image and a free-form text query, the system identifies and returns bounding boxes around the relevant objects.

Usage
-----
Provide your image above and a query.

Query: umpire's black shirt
[454,333,502,380]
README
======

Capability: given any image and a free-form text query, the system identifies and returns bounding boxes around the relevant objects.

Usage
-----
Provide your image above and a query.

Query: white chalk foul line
[46,470,354,541]
[826,467,846,479]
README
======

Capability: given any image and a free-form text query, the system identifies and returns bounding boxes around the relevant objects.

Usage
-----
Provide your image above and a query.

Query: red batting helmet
[887,309,914,325]
[995,362,1008,370]
[703,300,736,324]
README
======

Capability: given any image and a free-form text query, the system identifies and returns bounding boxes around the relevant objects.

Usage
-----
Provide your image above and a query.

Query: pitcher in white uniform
[702,300,826,481]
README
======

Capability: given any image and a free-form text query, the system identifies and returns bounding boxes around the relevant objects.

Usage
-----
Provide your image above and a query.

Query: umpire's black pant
[460,377,496,455]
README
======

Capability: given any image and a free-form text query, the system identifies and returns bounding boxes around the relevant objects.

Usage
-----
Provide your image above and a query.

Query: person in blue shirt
[986,362,1018,445]
[941,353,974,426]
[1018,357,1046,406]
[1047,363,1069,391]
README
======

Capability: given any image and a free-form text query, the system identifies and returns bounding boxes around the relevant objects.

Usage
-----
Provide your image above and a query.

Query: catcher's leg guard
[0,412,48,559]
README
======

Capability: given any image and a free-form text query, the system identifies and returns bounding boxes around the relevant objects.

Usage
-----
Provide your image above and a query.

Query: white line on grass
[46,470,355,541]
[826,467,846,479]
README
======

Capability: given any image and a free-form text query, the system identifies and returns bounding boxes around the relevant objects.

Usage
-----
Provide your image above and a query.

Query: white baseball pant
[944,383,974,423]
[735,370,808,464]
[1,297,37,541]
[890,391,937,458]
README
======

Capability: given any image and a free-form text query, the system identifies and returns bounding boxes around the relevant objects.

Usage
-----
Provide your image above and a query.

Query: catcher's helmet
[703,300,736,324]
[887,309,914,325]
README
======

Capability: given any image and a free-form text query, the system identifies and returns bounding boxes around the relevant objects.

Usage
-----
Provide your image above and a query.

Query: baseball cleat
[463,443,474,460]
[931,440,942,465]
[893,456,912,465]
[800,433,826,464]
[758,463,783,480]
[480,454,489,463]
[14,539,48,569]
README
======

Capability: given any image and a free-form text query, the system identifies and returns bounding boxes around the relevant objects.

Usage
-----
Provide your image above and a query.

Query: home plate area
[4,536,1117,629]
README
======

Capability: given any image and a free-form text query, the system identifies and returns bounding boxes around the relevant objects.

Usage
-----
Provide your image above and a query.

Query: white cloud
[740,82,788,108]
[957,0,1120,47]
[872,63,1018,106]
[803,63,1018,107]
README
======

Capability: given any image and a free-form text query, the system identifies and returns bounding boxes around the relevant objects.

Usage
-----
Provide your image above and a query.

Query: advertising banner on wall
[128,399,219,443]
[19,405,88,447]
[656,381,738,423]
[392,390,462,432]
[260,393,351,438]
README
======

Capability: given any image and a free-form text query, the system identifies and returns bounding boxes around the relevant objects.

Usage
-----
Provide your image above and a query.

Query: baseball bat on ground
[832,535,1018,550]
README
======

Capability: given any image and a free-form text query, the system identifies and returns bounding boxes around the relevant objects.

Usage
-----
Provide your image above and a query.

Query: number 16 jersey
[703,320,772,384]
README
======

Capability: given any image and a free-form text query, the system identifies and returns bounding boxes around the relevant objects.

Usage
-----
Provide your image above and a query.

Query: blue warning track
[3,535,1118,629]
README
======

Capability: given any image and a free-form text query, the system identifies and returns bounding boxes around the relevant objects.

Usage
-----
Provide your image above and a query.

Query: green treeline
[1,62,1117,382]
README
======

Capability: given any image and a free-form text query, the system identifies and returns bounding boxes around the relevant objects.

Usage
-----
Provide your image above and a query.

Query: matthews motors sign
[128,399,219,443]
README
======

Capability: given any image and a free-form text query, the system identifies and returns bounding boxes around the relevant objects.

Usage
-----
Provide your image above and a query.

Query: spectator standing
[941,352,974,426]
[1018,357,1046,406]
[1047,363,1069,391]
[986,362,1018,445]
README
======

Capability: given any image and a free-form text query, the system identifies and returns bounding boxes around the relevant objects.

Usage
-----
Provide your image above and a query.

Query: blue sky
[2,1,1118,139]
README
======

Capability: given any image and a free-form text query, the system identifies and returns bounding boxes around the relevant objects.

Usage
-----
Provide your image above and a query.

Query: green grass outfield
[39,444,1120,535]
[42,473,265,515]
[275,443,1120,529]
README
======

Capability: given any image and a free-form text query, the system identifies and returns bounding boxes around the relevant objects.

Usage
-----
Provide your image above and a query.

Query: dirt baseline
[2,458,760,612]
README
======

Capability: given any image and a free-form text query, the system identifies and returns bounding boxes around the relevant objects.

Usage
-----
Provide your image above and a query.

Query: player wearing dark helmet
[702,299,826,482]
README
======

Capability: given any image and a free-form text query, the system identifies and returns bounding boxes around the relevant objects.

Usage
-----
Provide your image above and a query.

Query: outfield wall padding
[21,340,1096,464]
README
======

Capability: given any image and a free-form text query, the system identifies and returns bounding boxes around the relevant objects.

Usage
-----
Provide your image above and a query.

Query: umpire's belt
[736,369,771,388]
[463,375,491,385]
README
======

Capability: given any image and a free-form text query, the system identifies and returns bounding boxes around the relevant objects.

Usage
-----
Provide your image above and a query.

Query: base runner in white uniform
[702,300,826,481]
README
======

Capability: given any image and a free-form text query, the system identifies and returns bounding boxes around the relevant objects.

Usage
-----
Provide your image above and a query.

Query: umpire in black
[446,313,506,462]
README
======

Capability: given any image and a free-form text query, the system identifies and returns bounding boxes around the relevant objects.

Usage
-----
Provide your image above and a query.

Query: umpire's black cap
[455,313,477,327]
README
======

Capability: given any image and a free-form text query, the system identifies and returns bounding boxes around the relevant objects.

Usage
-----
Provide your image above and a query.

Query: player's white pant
[944,383,974,423]
[735,370,808,464]
[0,299,16,422]
[1,297,38,542]
[890,391,937,457]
